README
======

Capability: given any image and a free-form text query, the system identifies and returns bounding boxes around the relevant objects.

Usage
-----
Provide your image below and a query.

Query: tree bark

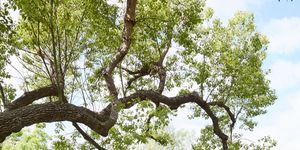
[0,102,109,142]
[6,85,58,111]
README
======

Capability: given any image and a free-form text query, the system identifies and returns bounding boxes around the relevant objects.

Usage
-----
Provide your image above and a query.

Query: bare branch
[72,122,106,150]
[29,21,52,79]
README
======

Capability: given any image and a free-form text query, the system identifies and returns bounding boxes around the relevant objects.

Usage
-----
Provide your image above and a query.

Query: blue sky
[171,0,300,149]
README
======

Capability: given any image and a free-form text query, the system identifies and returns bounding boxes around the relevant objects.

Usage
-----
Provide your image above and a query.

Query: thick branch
[98,0,138,132]
[102,0,137,99]
[103,0,137,75]
[196,100,228,150]
[0,102,110,142]
[6,85,58,111]
[156,39,171,94]
[157,67,166,94]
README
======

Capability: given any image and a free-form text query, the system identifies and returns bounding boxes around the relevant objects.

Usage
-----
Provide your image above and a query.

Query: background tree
[1,123,49,150]
[0,0,276,149]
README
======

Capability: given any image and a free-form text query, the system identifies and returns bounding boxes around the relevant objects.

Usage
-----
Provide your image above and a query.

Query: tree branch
[101,0,137,99]
[103,0,137,75]
[208,101,236,126]
[157,68,166,94]
[6,85,58,111]
[97,0,138,134]
[120,90,228,149]
[0,83,7,108]
[0,102,111,143]
[72,122,106,150]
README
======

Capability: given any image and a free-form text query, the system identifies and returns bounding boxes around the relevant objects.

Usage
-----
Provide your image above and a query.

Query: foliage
[193,126,276,150]
[0,124,49,150]
[138,128,196,150]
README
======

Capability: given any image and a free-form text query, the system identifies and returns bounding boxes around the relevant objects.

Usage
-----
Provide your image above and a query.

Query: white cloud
[242,59,300,149]
[206,1,300,54]
[242,90,300,149]
[268,60,300,91]
[263,17,300,54]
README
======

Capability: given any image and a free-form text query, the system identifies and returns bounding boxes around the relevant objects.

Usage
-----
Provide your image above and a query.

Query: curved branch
[208,101,236,126]
[120,90,228,149]
[157,68,166,94]
[6,85,58,111]
[98,0,138,133]
[102,0,137,99]
[120,90,199,110]
[0,89,229,149]
[197,100,228,149]
[103,0,137,75]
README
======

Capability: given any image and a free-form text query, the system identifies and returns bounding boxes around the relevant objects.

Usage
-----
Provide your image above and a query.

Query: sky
[171,0,300,149]
[2,0,300,149]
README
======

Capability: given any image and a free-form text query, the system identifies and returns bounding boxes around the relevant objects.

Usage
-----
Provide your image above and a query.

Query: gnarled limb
[123,34,172,93]
[156,36,171,94]
[0,102,110,143]
[208,101,237,145]
[103,0,137,76]
[0,88,230,149]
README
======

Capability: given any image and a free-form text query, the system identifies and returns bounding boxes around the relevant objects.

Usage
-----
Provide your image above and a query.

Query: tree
[0,0,276,149]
